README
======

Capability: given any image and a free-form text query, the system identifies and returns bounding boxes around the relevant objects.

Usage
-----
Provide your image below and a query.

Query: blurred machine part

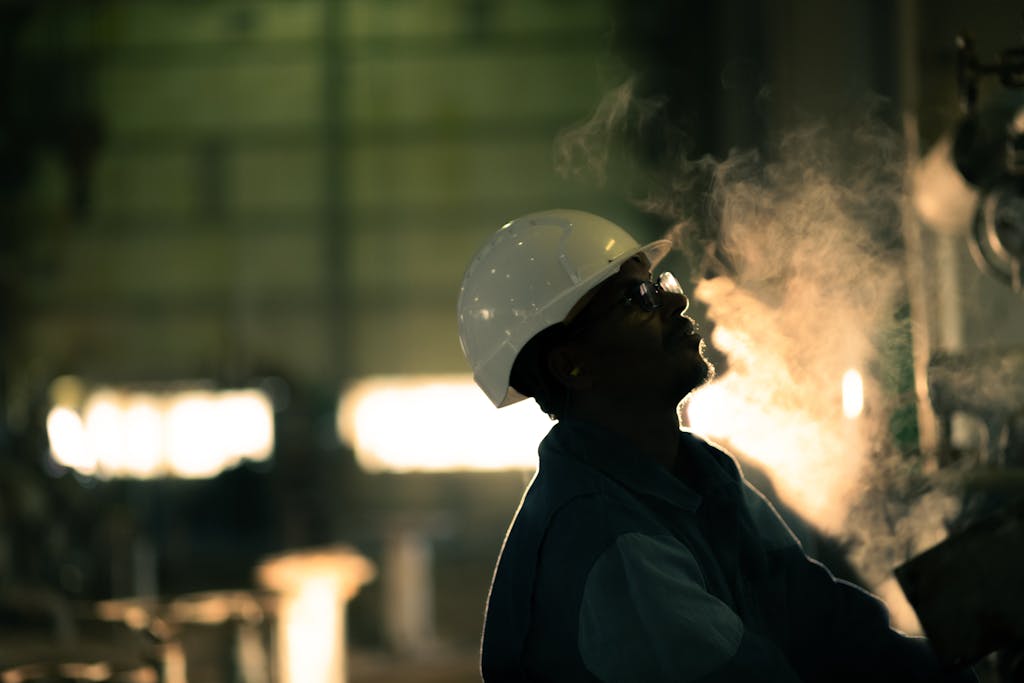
[377,512,455,659]
[922,344,1024,680]
[913,32,1024,293]
[0,661,157,683]
[895,497,1024,670]
[95,590,271,683]
[929,346,1024,466]
[0,590,160,683]
[971,183,1024,290]
[953,93,1024,291]
[94,548,376,683]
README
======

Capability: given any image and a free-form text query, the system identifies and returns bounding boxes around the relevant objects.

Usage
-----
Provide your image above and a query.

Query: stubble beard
[678,341,716,402]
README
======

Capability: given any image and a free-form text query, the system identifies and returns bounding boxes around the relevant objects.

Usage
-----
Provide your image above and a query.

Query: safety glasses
[566,271,685,333]
[621,271,684,312]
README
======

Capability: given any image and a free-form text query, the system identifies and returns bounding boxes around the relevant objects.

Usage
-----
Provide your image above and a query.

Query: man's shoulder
[526,446,645,529]
[508,440,672,567]
[679,429,744,479]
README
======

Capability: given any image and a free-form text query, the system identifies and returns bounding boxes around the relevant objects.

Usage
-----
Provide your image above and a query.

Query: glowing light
[165,392,223,478]
[257,547,376,683]
[84,392,125,471]
[842,369,865,419]
[282,579,339,683]
[337,374,551,472]
[46,407,94,475]
[912,134,979,236]
[122,397,163,477]
[46,383,275,480]
[220,390,275,463]
[686,378,865,533]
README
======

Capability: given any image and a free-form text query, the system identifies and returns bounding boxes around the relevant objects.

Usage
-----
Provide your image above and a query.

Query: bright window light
[46,407,94,475]
[337,374,551,472]
[46,381,275,480]
[121,397,163,477]
[165,391,223,479]
[221,390,275,464]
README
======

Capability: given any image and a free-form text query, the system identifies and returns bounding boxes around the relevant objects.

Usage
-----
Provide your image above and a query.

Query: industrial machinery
[897,26,1024,680]
[953,32,1024,291]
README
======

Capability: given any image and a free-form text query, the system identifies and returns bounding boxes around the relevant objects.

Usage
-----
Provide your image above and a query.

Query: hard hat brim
[640,238,674,270]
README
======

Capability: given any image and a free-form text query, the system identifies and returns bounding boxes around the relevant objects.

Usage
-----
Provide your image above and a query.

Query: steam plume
[556,82,961,630]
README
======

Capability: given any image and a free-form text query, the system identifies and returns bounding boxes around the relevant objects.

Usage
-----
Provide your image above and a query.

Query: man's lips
[668,317,702,349]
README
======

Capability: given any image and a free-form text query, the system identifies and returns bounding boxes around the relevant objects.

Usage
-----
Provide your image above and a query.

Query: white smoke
[555,81,962,630]
[687,118,906,535]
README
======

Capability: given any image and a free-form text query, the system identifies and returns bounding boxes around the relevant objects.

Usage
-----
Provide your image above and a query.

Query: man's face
[567,256,714,408]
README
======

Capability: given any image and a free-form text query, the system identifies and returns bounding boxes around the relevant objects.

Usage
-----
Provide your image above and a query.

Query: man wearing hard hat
[457,210,976,682]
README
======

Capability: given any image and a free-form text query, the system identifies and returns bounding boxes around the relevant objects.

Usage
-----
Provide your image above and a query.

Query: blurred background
[2,0,1024,681]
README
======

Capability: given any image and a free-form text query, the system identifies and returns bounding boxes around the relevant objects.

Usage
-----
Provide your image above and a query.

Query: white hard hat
[457,209,672,407]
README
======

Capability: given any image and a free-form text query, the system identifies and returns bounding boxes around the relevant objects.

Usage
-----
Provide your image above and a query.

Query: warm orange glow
[686,276,948,637]
[46,406,94,475]
[122,397,163,475]
[166,590,264,625]
[842,369,864,419]
[281,579,341,683]
[874,578,922,635]
[685,278,871,535]
[687,379,866,534]
[337,374,551,472]
[46,383,274,479]
[1,662,118,683]
[912,134,978,236]
[257,547,376,683]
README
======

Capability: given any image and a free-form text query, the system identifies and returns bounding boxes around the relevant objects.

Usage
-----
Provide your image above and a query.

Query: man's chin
[675,357,715,404]
[701,356,717,384]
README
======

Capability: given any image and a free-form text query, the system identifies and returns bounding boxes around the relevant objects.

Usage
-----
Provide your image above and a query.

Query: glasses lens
[658,271,683,295]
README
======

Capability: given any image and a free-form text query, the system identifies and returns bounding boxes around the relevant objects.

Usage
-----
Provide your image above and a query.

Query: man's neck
[565,400,681,469]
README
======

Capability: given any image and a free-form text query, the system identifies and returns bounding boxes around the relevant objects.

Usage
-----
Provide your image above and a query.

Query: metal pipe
[897,0,943,461]
[322,0,348,382]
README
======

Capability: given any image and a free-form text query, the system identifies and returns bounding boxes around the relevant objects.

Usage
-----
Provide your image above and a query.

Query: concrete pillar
[382,528,436,657]
[256,545,375,683]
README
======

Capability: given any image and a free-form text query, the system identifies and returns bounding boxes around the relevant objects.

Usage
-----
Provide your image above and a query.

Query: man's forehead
[596,255,651,292]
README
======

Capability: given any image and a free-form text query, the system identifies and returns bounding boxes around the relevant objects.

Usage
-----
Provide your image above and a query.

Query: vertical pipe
[322,0,347,382]
[897,0,942,460]
[162,642,188,683]
[934,234,965,351]
[383,528,438,657]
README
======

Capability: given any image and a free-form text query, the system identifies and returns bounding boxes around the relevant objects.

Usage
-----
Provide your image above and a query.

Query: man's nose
[661,290,689,317]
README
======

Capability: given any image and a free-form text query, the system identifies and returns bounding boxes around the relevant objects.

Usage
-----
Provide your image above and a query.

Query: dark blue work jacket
[481,419,975,682]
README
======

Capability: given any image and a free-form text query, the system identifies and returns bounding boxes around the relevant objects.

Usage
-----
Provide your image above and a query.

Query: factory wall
[2,1,1023,680]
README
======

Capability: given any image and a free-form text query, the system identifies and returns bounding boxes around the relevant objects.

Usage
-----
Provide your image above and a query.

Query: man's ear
[547,344,592,390]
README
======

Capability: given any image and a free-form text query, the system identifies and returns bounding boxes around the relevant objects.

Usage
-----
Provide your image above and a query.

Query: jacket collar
[540,418,702,513]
